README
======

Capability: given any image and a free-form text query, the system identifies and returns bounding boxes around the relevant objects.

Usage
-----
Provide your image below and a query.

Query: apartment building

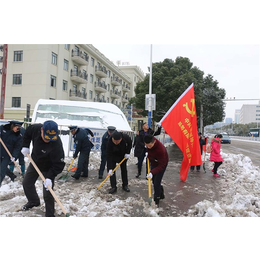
[0,44,145,121]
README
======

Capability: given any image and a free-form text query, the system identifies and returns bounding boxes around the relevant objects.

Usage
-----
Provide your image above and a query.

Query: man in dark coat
[98,126,116,179]
[144,134,168,206]
[133,122,161,178]
[0,120,23,186]
[106,130,132,194]
[69,126,93,180]
[21,120,65,217]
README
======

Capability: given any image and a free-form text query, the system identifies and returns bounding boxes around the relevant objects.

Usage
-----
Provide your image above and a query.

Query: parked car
[221,133,231,144]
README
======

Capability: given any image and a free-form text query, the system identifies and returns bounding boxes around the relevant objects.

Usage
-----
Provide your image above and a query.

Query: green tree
[130,57,226,127]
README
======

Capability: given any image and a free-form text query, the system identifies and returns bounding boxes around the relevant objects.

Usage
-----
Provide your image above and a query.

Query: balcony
[122,95,129,103]
[122,83,130,92]
[111,76,121,86]
[94,81,107,93]
[69,89,87,101]
[71,49,89,66]
[95,65,107,78]
[94,98,106,103]
[70,70,88,84]
[110,89,121,99]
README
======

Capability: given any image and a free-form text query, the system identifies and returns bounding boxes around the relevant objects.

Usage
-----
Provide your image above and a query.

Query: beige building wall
[239,103,260,124]
[0,44,145,123]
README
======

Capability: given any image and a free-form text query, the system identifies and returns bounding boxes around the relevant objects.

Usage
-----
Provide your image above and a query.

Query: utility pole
[148,44,152,127]
[0,44,8,119]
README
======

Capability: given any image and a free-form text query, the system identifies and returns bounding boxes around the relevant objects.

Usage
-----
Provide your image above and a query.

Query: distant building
[240,103,260,124]
[225,118,232,124]
[234,109,240,124]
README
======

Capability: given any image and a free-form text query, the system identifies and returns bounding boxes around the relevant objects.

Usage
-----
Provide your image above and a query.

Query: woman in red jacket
[210,134,223,177]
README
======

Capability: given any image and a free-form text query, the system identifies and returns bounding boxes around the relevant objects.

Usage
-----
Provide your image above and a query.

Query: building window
[50,75,56,87]
[63,80,68,91]
[73,84,77,93]
[75,45,79,55]
[51,52,57,65]
[64,44,70,50]
[89,90,93,99]
[90,74,93,83]
[107,84,110,91]
[13,74,22,85]
[107,97,109,103]
[91,57,95,67]
[107,70,111,77]
[14,51,23,62]
[12,97,21,107]
[64,59,69,71]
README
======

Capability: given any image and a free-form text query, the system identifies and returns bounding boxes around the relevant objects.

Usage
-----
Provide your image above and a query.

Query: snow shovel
[0,137,22,175]
[58,158,75,181]
[97,157,126,190]
[27,154,70,217]
[147,157,152,205]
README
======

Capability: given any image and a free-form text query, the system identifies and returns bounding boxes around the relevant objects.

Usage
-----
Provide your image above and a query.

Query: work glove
[73,154,77,159]
[145,152,148,157]
[10,157,16,162]
[156,122,161,127]
[146,173,153,179]
[21,147,30,156]
[108,169,114,176]
[43,178,52,191]
[124,154,130,159]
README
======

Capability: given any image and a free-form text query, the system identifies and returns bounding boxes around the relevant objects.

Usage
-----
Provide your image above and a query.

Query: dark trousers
[22,163,55,217]
[0,157,16,186]
[75,150,90,177]
[137,149,147,174]
[98,152,106,177]
[213,161,222,174]
[109,159,128,188]
[151,165,167,199]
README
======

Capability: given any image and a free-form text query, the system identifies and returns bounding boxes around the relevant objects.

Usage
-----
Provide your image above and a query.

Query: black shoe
[109,187,117,194]
[10,174,17,182]
[71,174,80,180]
[154,197,160,207]
[80,174,88,177]
[160,186,165,199]
[98,176,103,179]
[122,185,130,192]
[136,173,141,178]
[22,202,40,211]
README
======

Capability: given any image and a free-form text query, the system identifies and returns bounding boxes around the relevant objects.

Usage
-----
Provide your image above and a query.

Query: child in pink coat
[210,134,223,177]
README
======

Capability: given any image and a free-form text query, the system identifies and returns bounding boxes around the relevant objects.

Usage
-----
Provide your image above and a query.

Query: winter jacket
[0,123,22,160]
[100,131,109,156]
[106,133,132,169]
[210,138,223,162]
[146,137,169,175]
[133,127,161,157]
[72,128,92,158]
[22,124,65,179]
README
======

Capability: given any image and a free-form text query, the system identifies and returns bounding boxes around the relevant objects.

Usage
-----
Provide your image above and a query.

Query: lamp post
[148,44,152,127]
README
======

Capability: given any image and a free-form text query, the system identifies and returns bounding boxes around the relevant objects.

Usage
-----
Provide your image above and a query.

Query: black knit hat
[112,130,122,140]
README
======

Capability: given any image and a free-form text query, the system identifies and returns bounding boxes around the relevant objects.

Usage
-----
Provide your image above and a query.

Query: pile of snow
[185,152,260,217]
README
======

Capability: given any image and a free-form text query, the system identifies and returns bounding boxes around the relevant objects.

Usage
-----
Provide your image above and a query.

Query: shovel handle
[97,157,126,190]
[0,137,22,174]
[68,158,75,171]
[147,158,152,200]
[27,154,69,217]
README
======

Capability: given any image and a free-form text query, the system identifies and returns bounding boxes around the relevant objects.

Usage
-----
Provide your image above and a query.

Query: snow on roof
[32,99,132,131]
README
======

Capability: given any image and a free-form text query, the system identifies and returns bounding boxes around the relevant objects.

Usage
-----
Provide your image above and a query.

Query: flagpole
[148,44,152,128]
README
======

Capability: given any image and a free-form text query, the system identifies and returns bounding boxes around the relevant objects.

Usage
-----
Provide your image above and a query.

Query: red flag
[159,83,202,181]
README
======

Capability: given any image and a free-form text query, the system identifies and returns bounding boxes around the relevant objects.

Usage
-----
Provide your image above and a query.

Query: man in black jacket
[98,126,116,179]
[69,126,93,180]
[133,122,161,178]
[106,130,132,194]
[21,120,65,217]
[0,120,23,186]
